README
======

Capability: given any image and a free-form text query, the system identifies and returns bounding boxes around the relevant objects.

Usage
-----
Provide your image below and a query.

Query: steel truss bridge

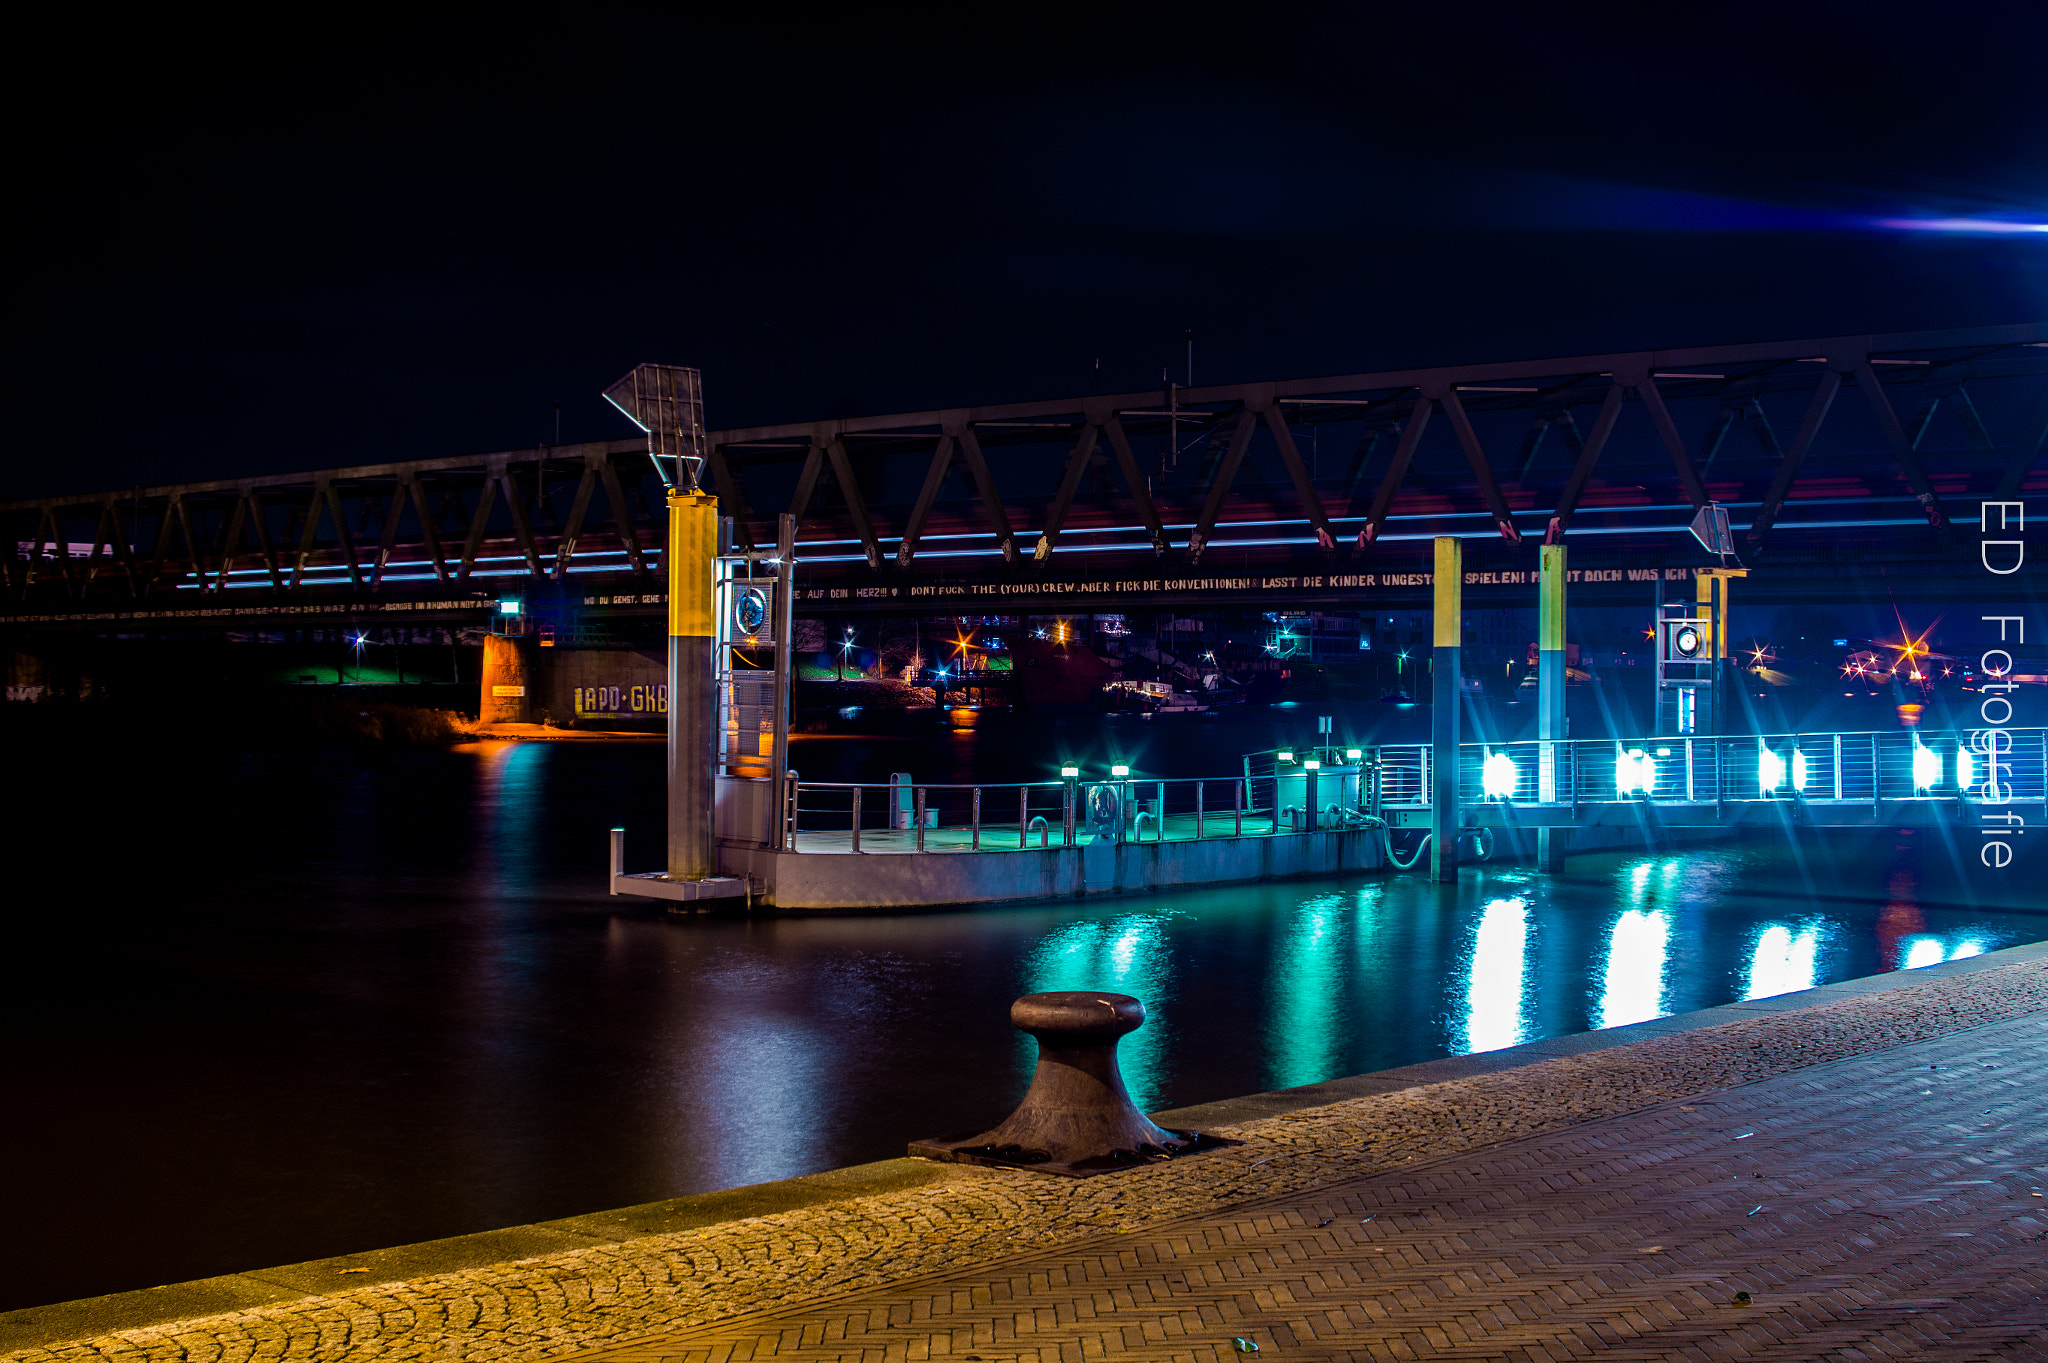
[4,322,2043,629]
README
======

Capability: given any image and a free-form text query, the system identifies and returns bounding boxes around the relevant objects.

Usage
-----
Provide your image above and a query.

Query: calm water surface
[3,723,2041,1310]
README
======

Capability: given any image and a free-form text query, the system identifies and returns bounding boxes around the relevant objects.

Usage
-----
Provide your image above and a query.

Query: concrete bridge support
[478,635,530,724]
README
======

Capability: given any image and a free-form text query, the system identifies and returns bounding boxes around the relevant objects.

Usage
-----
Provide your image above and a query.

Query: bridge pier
[1536,544,1569,873]
[1429,536,1460,883]
[478,634,530,724]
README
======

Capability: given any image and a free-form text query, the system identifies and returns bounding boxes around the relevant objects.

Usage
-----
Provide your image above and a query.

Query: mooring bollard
[908,991,1236,1176]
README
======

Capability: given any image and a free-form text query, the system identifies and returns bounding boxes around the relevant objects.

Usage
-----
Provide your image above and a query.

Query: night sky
[13,3,2046,500]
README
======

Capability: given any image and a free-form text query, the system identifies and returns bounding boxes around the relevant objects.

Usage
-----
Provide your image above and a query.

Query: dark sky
[13,2,2047,499]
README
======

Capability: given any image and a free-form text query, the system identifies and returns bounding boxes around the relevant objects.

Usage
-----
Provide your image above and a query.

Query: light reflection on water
[1747,924,1821,999]
[1020,913,1174,1107]
[1266,894,1348,1089]
[1598,910,1671,1027]
[1460,897,1530,1052]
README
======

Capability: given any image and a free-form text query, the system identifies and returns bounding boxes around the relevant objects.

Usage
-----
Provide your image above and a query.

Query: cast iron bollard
[908,991,1236,1176]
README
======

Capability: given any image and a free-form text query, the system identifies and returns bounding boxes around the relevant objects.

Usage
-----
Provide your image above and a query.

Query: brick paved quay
[5,945,2044,1363]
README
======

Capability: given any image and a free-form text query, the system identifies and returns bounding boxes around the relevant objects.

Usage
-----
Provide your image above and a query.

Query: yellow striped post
[667,490,719,880]
[1538,543,1568,871]
[1430,536,1462,882]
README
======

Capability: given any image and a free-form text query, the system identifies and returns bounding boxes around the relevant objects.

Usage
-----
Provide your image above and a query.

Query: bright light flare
[1912,743,1942,790]
[1481,750,1518,799]
[1759,747,1786,793]
[1791,749,1809,792]
[1957,746,1975,790]
[1616,747,1654,795]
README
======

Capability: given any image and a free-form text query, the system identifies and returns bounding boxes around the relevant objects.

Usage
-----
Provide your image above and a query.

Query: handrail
[787,771,1295,851]
[795,778,1068,790]
[1362,726,2047,809]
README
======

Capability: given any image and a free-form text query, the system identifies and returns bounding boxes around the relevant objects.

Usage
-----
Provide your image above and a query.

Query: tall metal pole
[1536,543,1568,873]
[667,488,719,881]
[1697,569,1743,736]
[768,512,796,848]
[1429,536,1461,883]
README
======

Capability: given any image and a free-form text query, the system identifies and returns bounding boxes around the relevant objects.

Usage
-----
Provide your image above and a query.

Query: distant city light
[498,598,521,615]
[1345,748,1362,760]
[1060,766,1079,778]
[1276,750,1295,763]
[1110,764,1130,777]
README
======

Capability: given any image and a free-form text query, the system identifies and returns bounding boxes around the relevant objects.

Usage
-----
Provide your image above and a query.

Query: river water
[3,715,2041,1311]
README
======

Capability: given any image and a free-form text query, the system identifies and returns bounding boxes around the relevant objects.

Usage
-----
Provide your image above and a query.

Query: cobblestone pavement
[8,960,2044,1363]
[575,1011,2048,1363]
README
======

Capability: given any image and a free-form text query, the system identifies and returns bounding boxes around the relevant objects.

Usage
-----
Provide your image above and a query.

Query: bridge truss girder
[3,324,2045,619]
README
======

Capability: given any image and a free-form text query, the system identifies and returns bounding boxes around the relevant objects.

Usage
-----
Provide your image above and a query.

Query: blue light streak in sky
[1872,217,2048,234]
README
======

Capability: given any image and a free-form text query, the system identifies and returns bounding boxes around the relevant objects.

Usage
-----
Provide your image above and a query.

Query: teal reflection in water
[1266,893,1348,1090]
[1018,914,1174,1108]
[1458,897,1530,1053]
[470,741,547,889]
[1597,909,1670,1028]
[1898,934,1986,969]
[1747,923,1820,999]
[1902,937,1944,968]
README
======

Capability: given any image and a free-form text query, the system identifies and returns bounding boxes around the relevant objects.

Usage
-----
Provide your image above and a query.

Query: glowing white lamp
[1791,748,1809,792]
[1616,747,1652,795]
[1110,764,1130,778]
[1956,746,1975,791]
[1911,742,1941,791]
[1759,747,1785,793]
[1482,750,1518,799]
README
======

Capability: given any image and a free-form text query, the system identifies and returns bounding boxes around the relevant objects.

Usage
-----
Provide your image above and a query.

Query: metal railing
[1375,727,2048,809]
[787,774,1265,851]
[779,727,2043,854]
